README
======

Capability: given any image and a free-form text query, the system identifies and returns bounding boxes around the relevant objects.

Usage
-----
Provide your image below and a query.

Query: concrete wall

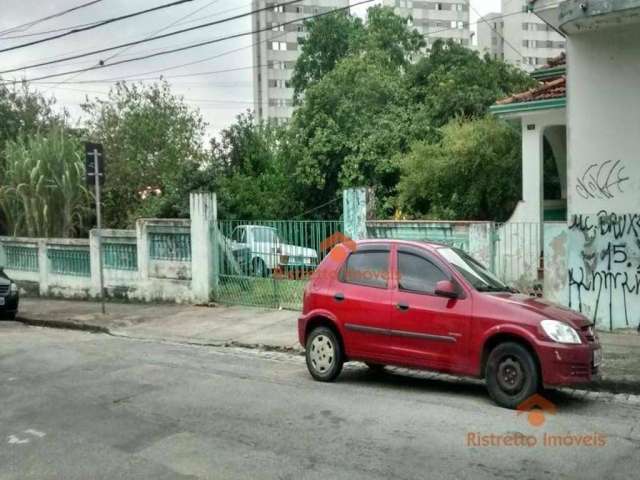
[0,225,193,303]
[0,193,218,305]
[565,23,640,330]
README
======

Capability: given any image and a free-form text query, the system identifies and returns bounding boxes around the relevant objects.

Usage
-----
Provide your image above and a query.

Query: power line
[24,28,288,87]
[0,0,104,38]
[2,0,376,85]
[0,0,304,75]
[31,65,266,85]
[4,2,525,89]
[99,0,220,65]
[0,1,251,40]
[47,0,221,93]
[0,21,100,40]
[0,0,195,54]
[26,9,526,87]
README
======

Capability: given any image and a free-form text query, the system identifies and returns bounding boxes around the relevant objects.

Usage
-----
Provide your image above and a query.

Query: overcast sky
[0,0,502,140]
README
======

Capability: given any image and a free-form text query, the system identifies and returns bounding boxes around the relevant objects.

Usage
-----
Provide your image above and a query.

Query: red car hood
[489,293,592,329]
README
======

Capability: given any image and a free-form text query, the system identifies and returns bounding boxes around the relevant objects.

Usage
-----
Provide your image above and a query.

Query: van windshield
[437,247,512,293]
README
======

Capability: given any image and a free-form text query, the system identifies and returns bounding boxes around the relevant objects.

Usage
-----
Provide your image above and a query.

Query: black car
[0,267,19,320]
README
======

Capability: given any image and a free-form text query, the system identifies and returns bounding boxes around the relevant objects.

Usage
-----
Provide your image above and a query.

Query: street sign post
[85,142,106,315]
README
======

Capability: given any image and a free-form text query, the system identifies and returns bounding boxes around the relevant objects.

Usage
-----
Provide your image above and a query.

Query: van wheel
[485,342,539,409]
[306,327,343,382]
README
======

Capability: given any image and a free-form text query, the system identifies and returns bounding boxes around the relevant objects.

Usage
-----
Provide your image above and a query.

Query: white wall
[566,24,640,330]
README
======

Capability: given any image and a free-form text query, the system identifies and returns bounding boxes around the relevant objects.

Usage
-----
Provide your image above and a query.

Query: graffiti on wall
[575,160,630,200]
[568,211,640,330]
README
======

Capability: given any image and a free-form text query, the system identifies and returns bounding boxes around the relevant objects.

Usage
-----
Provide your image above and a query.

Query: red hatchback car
[298,240,602,409]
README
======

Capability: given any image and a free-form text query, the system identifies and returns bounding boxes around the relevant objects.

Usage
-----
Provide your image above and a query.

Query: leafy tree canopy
[407,40,535,128]
[82,81,208,228]
[396,116,522,221]
[209,113,302,220]
[291,6,424,103]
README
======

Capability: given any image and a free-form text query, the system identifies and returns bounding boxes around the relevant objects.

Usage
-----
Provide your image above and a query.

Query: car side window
[398,251,447,294]
[342,251,389,289]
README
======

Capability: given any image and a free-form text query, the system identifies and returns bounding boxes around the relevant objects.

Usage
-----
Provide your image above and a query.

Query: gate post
[190,192,217,304]
[343,187,372,240]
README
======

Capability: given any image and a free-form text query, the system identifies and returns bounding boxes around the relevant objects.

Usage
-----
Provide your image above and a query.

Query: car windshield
[253,227,280,244]
[437,247,512,293]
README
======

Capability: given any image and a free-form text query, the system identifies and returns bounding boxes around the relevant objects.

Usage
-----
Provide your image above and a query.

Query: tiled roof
[496,76,566,105]
[494,52,567,107]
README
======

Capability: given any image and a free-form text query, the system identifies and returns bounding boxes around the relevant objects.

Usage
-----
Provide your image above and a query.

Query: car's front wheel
[305,326,343,382]
[485,342,539,409]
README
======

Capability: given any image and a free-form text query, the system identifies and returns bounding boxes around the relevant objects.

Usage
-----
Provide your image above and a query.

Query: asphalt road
[1,321,640,480]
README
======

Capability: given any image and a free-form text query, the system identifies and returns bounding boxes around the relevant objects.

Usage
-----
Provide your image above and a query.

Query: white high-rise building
[477,12,504,60]
[382,1,471,49]
[252,0,350,123]
[503,0,565,70]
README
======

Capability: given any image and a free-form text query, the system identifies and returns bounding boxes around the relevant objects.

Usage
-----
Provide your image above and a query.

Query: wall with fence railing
[0,189,592,326]
[0,218,195,303]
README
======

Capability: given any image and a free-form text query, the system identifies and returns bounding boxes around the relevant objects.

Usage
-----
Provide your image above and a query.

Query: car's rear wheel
[0,312,16,321]
[305,327,343,382]
[485,342,539,409]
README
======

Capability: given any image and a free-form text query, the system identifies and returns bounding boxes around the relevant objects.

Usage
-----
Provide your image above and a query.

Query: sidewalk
[15,298,300,352]
[12,298,640,394]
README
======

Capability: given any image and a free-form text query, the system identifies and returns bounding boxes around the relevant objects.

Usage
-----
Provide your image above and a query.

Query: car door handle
[396,302,410,311]
[334,292,345,302]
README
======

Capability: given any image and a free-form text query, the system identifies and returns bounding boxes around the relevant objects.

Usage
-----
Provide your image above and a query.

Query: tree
[396,116,522,221]
[0,83,61,154]
[291,11,364,103]
[0,128,91,237]
[407,40,535,128]
[82,81,208,228]
[210,113,301,220]
[291,6,423,103]
[286,6,427,218]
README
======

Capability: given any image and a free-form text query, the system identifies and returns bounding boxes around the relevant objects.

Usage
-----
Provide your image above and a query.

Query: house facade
[493,0,640,330]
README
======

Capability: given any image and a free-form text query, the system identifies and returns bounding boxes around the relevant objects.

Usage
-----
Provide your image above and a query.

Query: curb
[14,315,640,396]
[16,316,110,335]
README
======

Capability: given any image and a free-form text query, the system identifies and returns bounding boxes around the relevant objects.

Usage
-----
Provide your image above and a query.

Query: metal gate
[212,220,342,310]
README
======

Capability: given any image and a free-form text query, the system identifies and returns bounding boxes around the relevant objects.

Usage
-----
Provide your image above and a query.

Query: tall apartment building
[477,1,565,71]
[252,0,350,123]
[382,1,471,49]
[477,12,504,60]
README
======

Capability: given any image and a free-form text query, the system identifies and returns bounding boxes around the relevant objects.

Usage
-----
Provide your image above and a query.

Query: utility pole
[85,142,106,315]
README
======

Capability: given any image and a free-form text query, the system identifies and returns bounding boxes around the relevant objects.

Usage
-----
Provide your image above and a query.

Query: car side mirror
[435,280,458,299]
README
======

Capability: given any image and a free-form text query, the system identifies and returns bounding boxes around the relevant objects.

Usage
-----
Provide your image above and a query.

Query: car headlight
[540,319,581,344]
[9,282,18,294]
